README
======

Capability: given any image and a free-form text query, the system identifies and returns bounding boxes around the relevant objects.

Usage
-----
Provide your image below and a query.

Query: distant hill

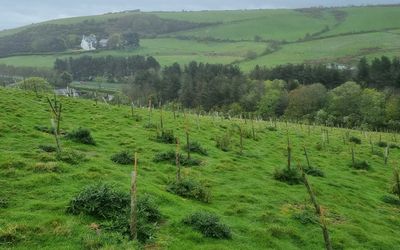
[0,12,212,57]
[0,5,399,71]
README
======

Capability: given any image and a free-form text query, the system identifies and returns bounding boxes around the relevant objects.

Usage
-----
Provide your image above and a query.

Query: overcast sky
[1,0,399,31]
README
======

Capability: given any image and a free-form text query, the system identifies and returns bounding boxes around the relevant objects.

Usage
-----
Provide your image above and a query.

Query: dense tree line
[54,55,160,81]
[0,13,212,57]
[250,56,400,90]
[250,63,353,89]
[0,55,381,129]
[357,56,400,88]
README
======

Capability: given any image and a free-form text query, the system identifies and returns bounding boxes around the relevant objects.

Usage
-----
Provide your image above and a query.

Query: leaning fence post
[176,139,181,182]
[130,152,138,240]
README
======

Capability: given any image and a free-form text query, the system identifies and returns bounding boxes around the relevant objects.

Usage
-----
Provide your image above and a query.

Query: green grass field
[170,10,335,42]
[1,88,400,249]
[0,5,400,71]
[0,38,266,68]
[239,31,400,70]
[70,81,127,92]
[322,6,400,36]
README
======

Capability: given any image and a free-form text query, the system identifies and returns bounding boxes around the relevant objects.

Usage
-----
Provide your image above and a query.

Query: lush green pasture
[154,9,293,23]
[172,10,335,41]
[1,88,400,249]
[322,6,400,37]
[1,30,399,72]
[1,6,400,71]
[0,38,266,68]
[70,81,126,92]
[239,31,400,70]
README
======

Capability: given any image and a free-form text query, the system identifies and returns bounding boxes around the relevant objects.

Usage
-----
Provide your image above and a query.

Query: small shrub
[156,130,176,144]
[36,152,57,162]
[389,143,400,149]
[183,211,231,239]
[273,168,302,185]
[185,141,208,156]
[304,166,325,177]
[167,179,210,202]
[349,136,361,144]
[372,150,384,157]
[242,129,253,139]
[111,151,133,165]
[132,114,142,122]
[0,224,25,245]
[0,161,26,169]
[0,198,9,208]
[92,193,161,243]
[293,209,317,224]
[377,141,388,148]
[154,151,201,166]
[153,151,176,163]
[66,128,96,145]
[315,142,323,151]
[216,133,231,152]
[144,123,157,129]
[56,150,85,165]
[137,195,161,222]
[351,160,371,170]
[382,195,400,206]
[66,184,129,219]
[38,144,57,153]
[32,162,61,173]
[181,157,202,167]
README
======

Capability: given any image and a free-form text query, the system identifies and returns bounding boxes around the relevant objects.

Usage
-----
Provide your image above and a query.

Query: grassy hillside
[0,38,266,68]
[1,88,400,249]
[0,11,144,38]
[0,5,400,72]
[168,10,336,42]
[239,31,400,70]
[322,6,400,36]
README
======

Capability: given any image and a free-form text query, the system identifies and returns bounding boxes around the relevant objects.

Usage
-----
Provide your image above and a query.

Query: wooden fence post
[130,152,138,240]
[298,163,332,250]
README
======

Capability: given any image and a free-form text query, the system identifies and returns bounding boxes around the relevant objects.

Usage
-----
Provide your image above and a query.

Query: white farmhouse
[81,35,97,51]
[99,39,109,48]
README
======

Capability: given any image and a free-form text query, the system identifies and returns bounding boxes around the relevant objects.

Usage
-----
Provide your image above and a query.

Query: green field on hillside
[2,29,399,72]
[0,6,400,71]
[1,88,400,249]
[70,81,127,92]
[322,6,400,36]
[0,11,144,38]
[0,38,266,68]
[239,31,400,70]
[154,9,279,23]
[171,10,335,41]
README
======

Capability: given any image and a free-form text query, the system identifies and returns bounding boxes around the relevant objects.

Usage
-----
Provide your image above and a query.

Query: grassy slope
[1,88,400,249]
[0,6,400,71]
[0,11,143,38]
[70,81,127,92]
[154,9,278,23]
[239,31,400,70]
[169,10,335,41]
[322,6,400,36]
[0,38,266,68]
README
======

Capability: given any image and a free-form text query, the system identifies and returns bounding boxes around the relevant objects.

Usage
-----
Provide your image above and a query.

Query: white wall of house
[81,35,96,51]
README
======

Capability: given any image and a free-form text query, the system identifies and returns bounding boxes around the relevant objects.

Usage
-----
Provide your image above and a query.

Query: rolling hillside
[0,5,399,71]
[1,88,400,249]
